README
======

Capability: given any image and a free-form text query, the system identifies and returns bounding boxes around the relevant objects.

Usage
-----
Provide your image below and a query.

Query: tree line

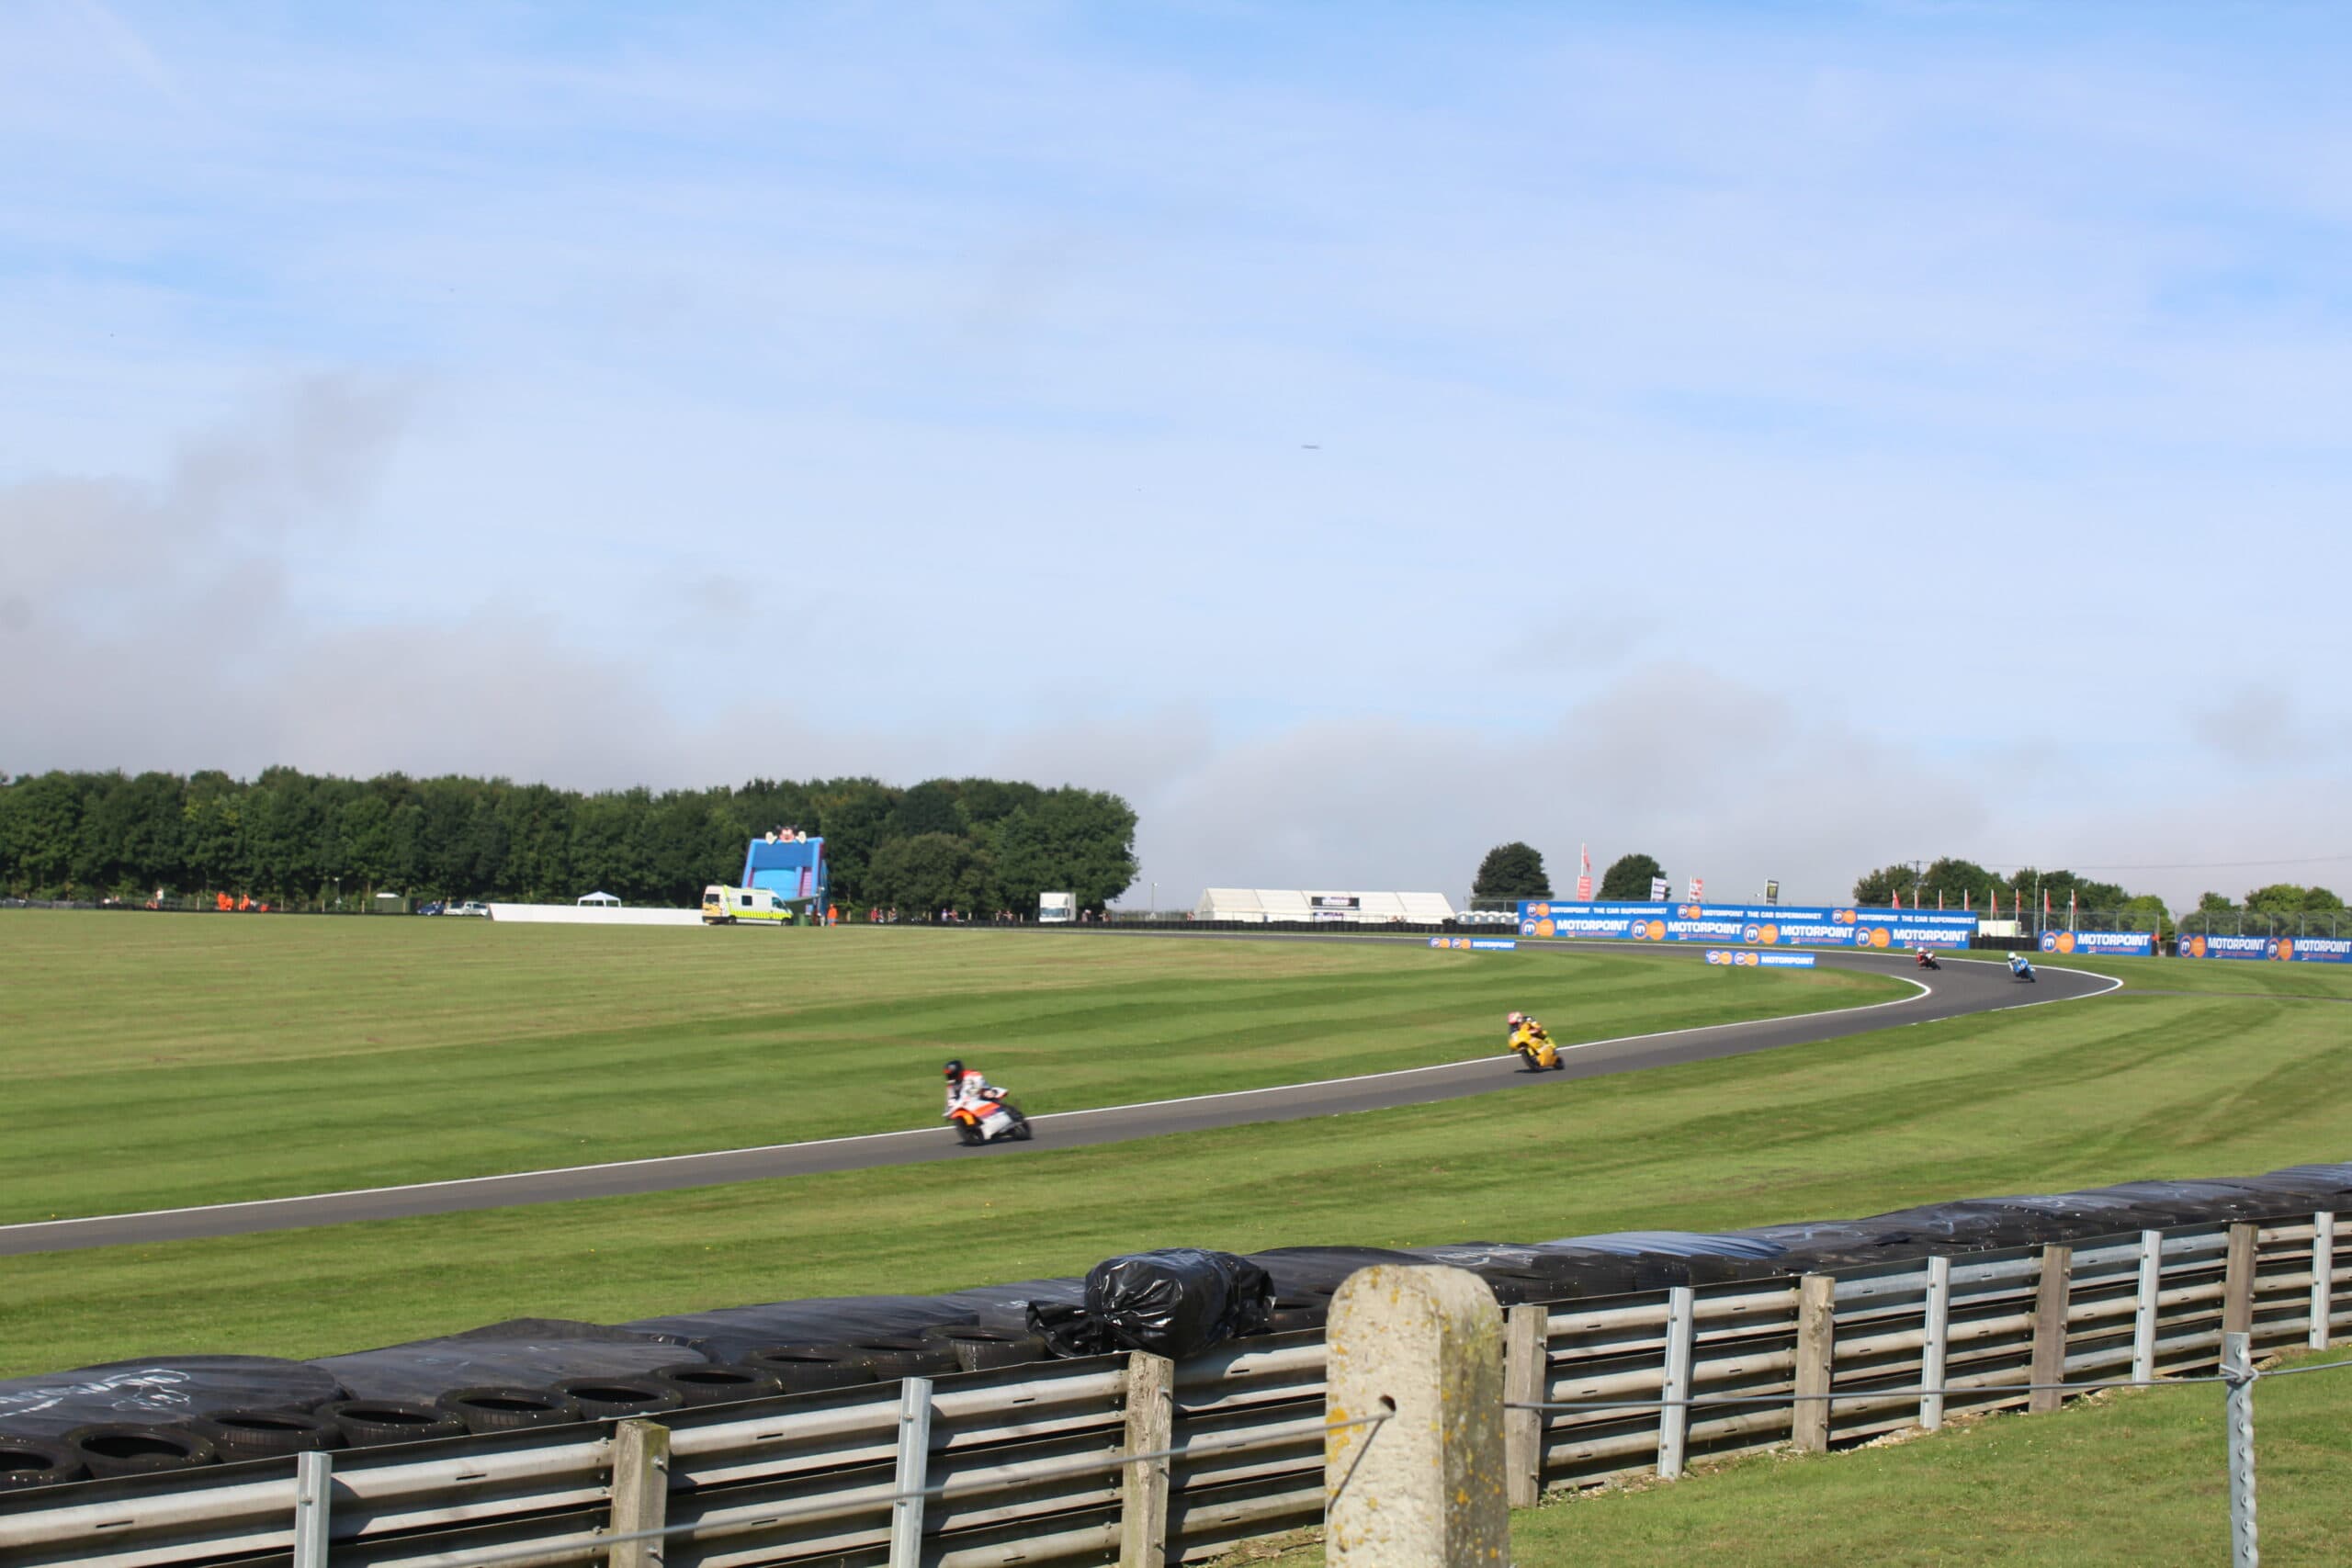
[1471,843,1667,902]
[0,769,1139,915]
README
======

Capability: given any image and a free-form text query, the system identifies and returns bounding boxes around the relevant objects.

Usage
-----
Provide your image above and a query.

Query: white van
[1038,892,1076,924]
[703,885,798,926]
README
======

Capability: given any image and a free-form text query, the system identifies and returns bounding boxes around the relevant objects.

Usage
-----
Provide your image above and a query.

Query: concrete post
[2312,1213,2336,1351]
[2132,1230,2163,1385]
[607,1419,671,1568]
[1919,1256,1951,1432]
[1791,1275,1835,1454]
[1324,1265,1508,1568]
[2223,1223,2258,1340]
[1502,1303,1548,1507]
[1656,1287,1696,1481]
[1120,1353,1174,1568]
[2030,1245,2073,1414]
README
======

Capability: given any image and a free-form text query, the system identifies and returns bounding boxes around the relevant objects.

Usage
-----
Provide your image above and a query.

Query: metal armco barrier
[1,1210,2342,1566]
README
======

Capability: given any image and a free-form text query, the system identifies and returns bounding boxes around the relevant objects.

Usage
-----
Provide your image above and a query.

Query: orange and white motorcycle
[946,1088,1034,1146]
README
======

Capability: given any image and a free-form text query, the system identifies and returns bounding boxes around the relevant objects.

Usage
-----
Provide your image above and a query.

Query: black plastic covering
[311,1321,698,1405]
[1033,1248,1274,1358]
[4,1161,2345,1445]
[0,1359,343,1439]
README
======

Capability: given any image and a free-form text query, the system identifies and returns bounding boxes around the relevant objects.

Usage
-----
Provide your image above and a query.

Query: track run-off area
[0,934,2114,1257]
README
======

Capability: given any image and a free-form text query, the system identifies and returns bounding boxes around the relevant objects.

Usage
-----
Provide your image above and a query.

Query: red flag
[1938,889,1945,910]
[1991,887,2000,918]
[1577,843,1593,902]
[1964,888,1972,911]
[1893,889,1903,909]
[2043,888,2052,918]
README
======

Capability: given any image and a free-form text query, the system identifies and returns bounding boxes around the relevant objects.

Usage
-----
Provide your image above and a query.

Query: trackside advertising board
[1706,950,1818,968]
[2180,933,2352,964]
[2041,931,2155,957]
[1518,901,1978,950]
[1429,936,1519,952]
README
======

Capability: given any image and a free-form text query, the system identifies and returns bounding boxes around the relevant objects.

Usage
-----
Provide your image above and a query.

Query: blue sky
[6,1,2350,907]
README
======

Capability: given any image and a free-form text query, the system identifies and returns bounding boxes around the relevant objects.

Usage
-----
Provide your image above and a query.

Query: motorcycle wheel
[1010,1111,1034,1142]
[956,1123,983,1146]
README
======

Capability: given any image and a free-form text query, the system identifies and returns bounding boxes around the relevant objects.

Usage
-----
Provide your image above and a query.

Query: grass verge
[1236,1347,2352,1567]
[0,915,1899,1223]
[2,987,2342,1377]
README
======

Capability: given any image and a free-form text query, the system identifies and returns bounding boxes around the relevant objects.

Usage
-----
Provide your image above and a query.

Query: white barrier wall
[484,903,704,927]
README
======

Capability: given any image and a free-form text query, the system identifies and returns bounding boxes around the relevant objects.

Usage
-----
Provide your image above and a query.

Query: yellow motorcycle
[1510,1022,1562,1072]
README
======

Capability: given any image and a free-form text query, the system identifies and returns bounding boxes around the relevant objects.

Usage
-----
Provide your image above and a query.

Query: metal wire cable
[441,1410,1394,1568]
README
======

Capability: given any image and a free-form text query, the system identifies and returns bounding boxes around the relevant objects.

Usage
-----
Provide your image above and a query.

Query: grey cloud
[2186,686,2350,768]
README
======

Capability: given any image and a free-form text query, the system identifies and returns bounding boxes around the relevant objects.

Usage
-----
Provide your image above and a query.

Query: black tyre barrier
[435,1388,580,1434]
[64,1425,218,1479]
[316,1400,467,1447]
[741,1348,878,1393]
[186,1409,345,1461]
[548,1378,685,1421]
[647,1363,786,1407]
[0,1437,83,1491]
[843,1338,962,1381]
[920,1325,1049,1372]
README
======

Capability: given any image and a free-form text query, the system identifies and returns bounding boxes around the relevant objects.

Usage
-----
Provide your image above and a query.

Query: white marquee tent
[1193,889,1456,925]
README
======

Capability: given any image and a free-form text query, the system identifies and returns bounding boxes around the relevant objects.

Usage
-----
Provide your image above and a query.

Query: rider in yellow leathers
[1507,1010,1562,1071]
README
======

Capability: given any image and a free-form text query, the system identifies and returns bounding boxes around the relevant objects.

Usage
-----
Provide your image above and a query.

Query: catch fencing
[2,1213,2341,1568]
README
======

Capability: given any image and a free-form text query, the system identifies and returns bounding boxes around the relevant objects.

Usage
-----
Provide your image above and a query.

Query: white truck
[1038,892,1077,924]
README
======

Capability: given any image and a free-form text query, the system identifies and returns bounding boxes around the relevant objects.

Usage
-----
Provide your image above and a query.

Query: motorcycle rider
[1507,1010,1561,1069]
[1915,946,1935,968]
[2008,951,2034,978]
[943,1058,1000,1114]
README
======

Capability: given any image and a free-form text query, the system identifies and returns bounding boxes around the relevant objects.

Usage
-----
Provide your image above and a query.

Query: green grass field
[1237,1346,2352,1567]
[0,914,1903,1224]
[2,964,2344,1377]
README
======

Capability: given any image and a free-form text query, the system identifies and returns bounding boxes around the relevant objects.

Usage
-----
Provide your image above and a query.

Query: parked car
[448,901,491,918]
[415,900,446,917]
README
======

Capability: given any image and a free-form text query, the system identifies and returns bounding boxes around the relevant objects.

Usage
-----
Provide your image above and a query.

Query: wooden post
[1120,1353,1174,1568]
[1791,1275,1835,1454]
[608,1419,671,1568]
[888,1378,933,1568]
[1325,1265,1507,1568]
[290,1450,331,1568]
[1502,1303,1548,1507]
[1919,1257,1951,1432]
[1656,1287,1696,1481]
[2132,1230,2163,1385]
[2223,1223,2258,1339]
[2313,1212,2337,1351]
[2029,1245,2073,1414]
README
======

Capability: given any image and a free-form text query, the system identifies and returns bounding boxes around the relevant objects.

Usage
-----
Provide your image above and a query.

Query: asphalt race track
[0,941,2115,1257]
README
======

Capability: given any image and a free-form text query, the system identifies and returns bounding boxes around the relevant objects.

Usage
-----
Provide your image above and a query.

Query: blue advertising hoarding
[2181,933,2352,964]
[1705,950,1818,968]
[1517,900,1977,950]
[2040,931,2155,958]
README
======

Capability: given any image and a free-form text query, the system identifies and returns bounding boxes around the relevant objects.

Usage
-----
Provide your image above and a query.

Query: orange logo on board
[1536,919,1555,938]
[1865,927,1891,948]
[2278,939,2296,962]
[1645,920,1667,941]
[1761,925,1780,945]
[2055,932,2077,954]
[2188,935,2208,958]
